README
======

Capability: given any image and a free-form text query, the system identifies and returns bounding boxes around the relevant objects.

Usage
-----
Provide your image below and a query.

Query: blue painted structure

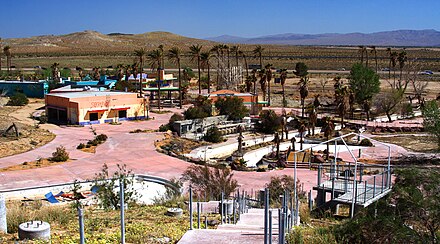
[0,81,48,98]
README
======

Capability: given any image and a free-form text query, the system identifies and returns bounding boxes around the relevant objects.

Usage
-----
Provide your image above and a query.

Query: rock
[207,219,220,226]
[312,155,326,164]
[154,237,171,243]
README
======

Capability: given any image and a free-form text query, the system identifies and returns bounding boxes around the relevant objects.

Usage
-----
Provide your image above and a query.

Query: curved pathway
[0,105,417,195]
[0,109,316,194]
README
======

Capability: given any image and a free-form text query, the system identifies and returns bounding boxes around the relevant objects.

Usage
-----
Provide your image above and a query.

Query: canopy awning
[111,107,130,111]
[88,108,108,113]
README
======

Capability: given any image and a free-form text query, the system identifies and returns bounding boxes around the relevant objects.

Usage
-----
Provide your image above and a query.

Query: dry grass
[0,158,69,172]
[372,134,438,153]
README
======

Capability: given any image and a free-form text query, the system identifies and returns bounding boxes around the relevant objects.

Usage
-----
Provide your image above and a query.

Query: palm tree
[147,49,162,70]
[398,50,407,81]
[280,69,288,107]
[386,48,392,80]
[365,46,369,67]
[51,62,60,83]
[390,51,398,84]
[323,117,335,159]
[3,46,11,72]
[168,47,183,108]
[244,75,253,93]
[231,45,241,87]
[76,66,84,80]
[258,69,267,101]
[253,45,264,69]
[358,46,365,64]
[134,48,146,97]
[369,46,378,73]
[200,51,213,93]
[335,85,348,128]
[211,44,223,89]
[239,50,249,77]
[308,106,318,135]
[116,64,124,83]
[265,64,273,106]
[189,44,203,94]
[299,77,309,118]
[298,120,307,150]
[158,45,165,69]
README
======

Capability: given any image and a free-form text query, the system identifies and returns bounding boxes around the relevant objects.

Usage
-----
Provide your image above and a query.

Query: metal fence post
[268,210,272,244]
[120,179,125,244]
[78,208,85,244]
[373,176,376,197]
[264,188,270,244]
[197,202,200,229]
[189,187,193,230]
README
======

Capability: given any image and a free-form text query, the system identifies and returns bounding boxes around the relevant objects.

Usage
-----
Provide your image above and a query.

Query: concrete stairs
[178,208,280,243]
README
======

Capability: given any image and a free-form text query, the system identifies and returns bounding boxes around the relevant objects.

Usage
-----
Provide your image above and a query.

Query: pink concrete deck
[0,108,318,194]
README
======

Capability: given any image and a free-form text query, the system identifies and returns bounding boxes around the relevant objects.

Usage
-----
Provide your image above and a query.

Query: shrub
[77,143,85,149]
[51,146,69,162]
[265,175,306,206]
[181,165,238,200]
[95,134,108,142]
[94,163,138,210]
[39,115,48,124]
[7,93,29,106]
[184,106,210,120]
[256,110,281,134]
[359,138,373,146]
[214,96,249,121]
[204,126,223,143]
[88,139,98,146]
[159,124,171,132]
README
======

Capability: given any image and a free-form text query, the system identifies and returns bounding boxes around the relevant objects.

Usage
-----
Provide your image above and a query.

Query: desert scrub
[6,200,75,234]
[51,145,69,162]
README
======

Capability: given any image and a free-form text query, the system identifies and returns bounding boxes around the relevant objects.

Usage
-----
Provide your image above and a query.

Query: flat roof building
[45,91,148,125]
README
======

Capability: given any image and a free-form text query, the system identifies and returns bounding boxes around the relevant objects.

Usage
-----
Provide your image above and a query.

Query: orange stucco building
[45,91,148,125]
[207,89,268,114]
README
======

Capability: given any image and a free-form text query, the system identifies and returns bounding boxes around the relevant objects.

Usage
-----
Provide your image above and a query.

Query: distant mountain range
[205,29,440,46]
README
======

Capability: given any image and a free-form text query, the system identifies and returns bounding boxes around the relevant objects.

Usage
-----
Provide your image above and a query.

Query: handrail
[0,174,181,195]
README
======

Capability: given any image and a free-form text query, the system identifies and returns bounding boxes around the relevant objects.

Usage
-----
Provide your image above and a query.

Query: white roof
[47,91,136,99]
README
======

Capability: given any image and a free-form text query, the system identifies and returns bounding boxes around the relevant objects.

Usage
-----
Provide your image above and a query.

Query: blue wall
[0,81,48,98]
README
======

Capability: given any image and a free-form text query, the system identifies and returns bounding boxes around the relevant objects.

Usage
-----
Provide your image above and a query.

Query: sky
[1,0,440,39]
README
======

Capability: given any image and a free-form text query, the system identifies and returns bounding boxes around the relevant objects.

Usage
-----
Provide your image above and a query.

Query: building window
[90,113,98,121]
[118,110,127,118]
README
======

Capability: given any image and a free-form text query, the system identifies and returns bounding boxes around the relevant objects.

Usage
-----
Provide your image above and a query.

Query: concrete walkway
[0,108,318,195]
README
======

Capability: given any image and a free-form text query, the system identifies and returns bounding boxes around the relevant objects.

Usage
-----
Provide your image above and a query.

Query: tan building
[207,89,268,114]
[45,91,148,125]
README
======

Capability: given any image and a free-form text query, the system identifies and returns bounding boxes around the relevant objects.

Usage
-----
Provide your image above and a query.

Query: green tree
[334,168,440,244]
[422,100,440,149]
[189,44,203,94]
[214,96,249,121]
[256,109,281,134]
[204,126,223,143]
[348,63,381,121]
[294,62,308,78]
[168,47,183,108]
[184,96,211,120]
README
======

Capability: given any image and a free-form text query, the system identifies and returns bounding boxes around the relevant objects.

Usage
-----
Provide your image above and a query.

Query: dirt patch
[0,99,56,158]
[372,134,438,153]
[0,157,69,172]
[155,132,208,155]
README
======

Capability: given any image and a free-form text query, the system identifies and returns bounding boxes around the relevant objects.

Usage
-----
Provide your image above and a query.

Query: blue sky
[1,0,439,38]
